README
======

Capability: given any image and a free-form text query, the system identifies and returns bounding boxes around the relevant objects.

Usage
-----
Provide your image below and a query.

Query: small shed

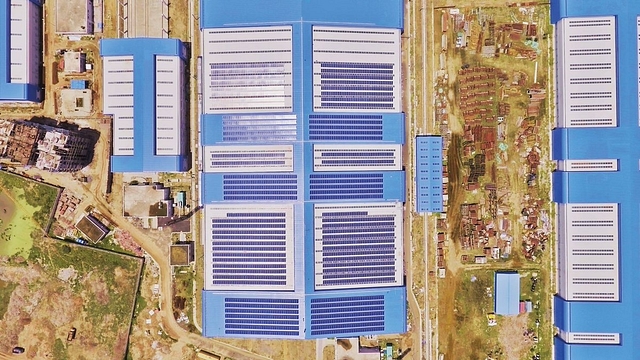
[70,80,87,89]
[494,271,520,315]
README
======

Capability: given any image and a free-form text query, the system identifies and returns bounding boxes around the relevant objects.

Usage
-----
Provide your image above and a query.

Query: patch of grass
[0,171,59,229]
[53,338,69,360]
[0,279,18,319]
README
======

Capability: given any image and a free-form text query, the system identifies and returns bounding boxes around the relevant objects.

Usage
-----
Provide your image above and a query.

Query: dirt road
[85,190,272,360]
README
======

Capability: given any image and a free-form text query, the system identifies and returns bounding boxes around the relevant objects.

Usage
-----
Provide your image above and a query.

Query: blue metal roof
[70,80,86,89]
[202,287,406,339]
[494,272,520,315]
[551,0,640,358]
[200,0,403,30]
[415,136,443,213]
[0,0,42,102]
[100,38,188,172]
[200,0,406,339]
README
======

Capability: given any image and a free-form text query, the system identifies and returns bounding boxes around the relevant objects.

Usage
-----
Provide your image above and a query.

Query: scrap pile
[54,191,81,227]
[521,195,549,260]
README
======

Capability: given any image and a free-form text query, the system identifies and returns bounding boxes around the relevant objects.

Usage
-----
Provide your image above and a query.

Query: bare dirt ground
[0,237,142,360]
[128,260,197,360]
[217,338,316,360]
[498,315,531,360]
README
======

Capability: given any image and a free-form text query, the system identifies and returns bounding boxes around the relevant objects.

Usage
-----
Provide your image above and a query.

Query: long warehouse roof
[0,0,42,102]
[551,0,640,358]
[100,38,189,172]
[199,0,406,340]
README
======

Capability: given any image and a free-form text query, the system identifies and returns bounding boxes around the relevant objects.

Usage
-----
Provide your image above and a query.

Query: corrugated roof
[494,272,520,315]
[100,38,188,172]
[200,0,403,30]
[551,0,640,358]
[0,0,42,102]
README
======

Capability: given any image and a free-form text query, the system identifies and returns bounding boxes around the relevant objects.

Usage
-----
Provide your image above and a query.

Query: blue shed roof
[201,0,403,30]
[202,287,406,339]
[0,0,42,102]
[494,272,520,315]
[551,0,640,358]
[415,136,443,213]
[100,38,188,172]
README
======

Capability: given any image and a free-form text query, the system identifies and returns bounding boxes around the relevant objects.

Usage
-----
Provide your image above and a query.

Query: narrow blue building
[551,0,637,357]
[0,0,43,102]
[415,136,443,213]
[100,38,189,172]
[199,0,407,339]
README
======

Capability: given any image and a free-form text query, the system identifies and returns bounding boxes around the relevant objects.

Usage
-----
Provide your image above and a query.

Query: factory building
[199,0,406,339]
[0,0,43,102]
[100,38,189,172]
[551,0,639,358]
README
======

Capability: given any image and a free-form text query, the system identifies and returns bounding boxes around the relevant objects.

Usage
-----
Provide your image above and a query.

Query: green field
[0,171,59,258]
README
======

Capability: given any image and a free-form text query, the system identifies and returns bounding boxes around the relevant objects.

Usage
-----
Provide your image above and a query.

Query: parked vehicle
[12,347,25,354]
[67,327,77,341]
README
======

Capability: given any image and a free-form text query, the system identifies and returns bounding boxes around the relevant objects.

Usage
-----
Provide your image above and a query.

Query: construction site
[429,2,554,360]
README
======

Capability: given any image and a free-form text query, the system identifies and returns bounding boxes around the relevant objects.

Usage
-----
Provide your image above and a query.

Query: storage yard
[431,2,554,360]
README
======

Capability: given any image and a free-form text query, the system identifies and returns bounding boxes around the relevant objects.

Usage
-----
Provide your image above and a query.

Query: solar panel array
[203,26,293,114]
[309,295,385,336]
[201,21,406,339]
[313,144,402,171]
[312,26,401,112]
[206,205,294,290]
[308,114,384,141]
[315,62,395,110]
[204,145,294,173]
[222,114,298,142]
[313,203,402,289]
[222,174,298,201]
[223,298,301,337]
[309,173,383,200]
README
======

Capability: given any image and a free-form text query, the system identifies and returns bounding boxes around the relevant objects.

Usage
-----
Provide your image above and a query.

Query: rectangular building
[415,136,443,213]
[199,0,406,339]
[551,1,637,358]
[494,272,520,316]
[100,38,188,172]
[0,0,43,102]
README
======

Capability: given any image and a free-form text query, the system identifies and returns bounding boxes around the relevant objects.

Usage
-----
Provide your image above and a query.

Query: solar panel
[308,295,386,336]
[222,174,299,201]
[307,114,384,141]
[223,297,301,337]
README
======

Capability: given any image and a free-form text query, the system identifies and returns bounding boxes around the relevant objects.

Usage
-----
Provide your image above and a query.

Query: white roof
[203,145,294,173]
[556,16,617,128]
[313,202,404,290]
[9,0,40,85]
[103,56,135,156]
[155,55,184,156]
[313,144,402,172]
[203,204,295,291]
[312,26,401,113]
[203,26,293,114]
[557,203,619,301]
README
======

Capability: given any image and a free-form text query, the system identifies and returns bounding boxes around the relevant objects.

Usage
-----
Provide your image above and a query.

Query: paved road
[403,0,424,359]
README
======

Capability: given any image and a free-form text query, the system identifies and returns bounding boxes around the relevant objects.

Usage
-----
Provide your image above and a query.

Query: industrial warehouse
[0,0,43,102]
[199,0,407,339]
[551,0,637,358]
[101,38,189,173]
